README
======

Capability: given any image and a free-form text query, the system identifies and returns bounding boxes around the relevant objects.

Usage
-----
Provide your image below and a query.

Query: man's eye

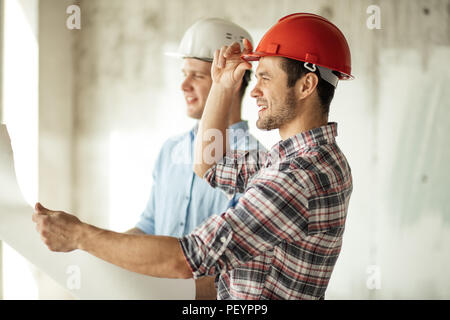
[256,75,270,81]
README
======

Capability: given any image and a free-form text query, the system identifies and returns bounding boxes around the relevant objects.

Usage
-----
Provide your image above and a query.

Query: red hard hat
[243,13,353,81]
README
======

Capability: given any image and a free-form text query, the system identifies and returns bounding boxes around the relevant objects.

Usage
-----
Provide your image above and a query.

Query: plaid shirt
[180,122,352,300]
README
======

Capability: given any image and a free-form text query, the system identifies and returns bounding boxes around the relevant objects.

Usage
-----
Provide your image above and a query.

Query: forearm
[79,223,192,279]
[194,84,234,177]
[195,276,217,300]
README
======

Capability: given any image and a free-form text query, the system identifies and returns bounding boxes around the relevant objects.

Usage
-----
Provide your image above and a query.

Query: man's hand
[212,38,253,90]
[32,202,83,252]
[31,203,192,279]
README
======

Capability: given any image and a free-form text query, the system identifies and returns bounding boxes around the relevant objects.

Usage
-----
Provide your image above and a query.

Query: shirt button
[220,236,227,243]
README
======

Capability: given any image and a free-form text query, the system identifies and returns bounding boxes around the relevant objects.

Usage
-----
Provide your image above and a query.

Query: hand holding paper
[0,124,195,299]
[32,202,82,252]
[32,202,192,280]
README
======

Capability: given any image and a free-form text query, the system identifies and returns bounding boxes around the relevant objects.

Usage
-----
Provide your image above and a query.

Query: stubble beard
[256,88,298,131]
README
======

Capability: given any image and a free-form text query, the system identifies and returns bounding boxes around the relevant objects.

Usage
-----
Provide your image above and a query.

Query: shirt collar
[191,123,199,137]
[268,122,338,162]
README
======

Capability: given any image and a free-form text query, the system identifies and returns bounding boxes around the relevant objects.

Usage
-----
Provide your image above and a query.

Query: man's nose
[250,85,262,98]
[181,76,193,92]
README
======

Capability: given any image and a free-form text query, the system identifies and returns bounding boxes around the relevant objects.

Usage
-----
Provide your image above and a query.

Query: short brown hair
[279,57,335,115]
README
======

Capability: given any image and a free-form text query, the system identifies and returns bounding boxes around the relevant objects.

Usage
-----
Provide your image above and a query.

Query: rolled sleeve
[203,162,237,197]
[204,149,267,197]
[179,214,233,279]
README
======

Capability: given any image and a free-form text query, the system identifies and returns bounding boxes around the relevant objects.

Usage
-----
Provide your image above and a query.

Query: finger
[235,59,253,78]
[35,202,49,213]
[223,45,233,58]
[233,41,243,52]
[32,210,47,222]
[224,42,242,58]
[218,46,227,68]
[242,38,253,55]
[35,202,56,216]
[213,49,220,69]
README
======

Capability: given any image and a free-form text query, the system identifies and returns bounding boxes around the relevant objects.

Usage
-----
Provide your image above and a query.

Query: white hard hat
[167,18,253,62]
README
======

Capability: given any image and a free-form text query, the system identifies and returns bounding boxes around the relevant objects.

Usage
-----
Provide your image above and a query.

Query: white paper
[0,124,195,299]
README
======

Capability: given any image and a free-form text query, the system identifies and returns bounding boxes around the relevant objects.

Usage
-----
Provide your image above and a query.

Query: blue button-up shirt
[136,121,264,237]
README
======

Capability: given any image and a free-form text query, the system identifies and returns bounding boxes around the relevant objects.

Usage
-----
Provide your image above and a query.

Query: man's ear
[297,73,319,100]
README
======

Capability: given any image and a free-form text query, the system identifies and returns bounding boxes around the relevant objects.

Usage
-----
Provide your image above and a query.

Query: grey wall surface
[54,0,450,299]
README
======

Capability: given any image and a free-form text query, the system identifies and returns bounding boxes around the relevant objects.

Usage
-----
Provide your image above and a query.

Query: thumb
[242,38,253,55]
[235,59,252,79]
[35,202,49,213]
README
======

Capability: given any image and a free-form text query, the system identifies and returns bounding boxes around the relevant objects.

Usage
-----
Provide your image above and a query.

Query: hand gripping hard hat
[242,13,353,87]
[167,17,253,62]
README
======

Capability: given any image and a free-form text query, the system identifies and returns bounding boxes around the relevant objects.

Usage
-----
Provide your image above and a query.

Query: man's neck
[279,112,328,141]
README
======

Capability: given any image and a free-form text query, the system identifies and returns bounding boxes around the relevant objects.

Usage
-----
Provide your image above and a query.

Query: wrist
[211,82,237,94]
[76,222,94,251]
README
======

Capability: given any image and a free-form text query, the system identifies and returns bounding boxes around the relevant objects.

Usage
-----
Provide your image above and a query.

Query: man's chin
[256,119,276,131]
[256,122,268,131]
[186,108,202,120]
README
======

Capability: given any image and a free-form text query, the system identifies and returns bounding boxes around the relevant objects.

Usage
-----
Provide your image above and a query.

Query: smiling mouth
[186,96,197,104]
[257,105,268,112]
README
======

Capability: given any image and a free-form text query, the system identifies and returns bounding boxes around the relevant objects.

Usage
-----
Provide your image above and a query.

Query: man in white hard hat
[124,18,262,298]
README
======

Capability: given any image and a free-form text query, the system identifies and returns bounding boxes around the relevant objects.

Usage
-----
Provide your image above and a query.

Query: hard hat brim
[241,52,354,80]
[241,52,264,62]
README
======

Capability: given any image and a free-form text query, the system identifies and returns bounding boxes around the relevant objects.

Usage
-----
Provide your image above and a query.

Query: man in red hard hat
[32,13,353,300]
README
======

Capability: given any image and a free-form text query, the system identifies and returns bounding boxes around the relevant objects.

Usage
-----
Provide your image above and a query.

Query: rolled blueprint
[0,124,195,299]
